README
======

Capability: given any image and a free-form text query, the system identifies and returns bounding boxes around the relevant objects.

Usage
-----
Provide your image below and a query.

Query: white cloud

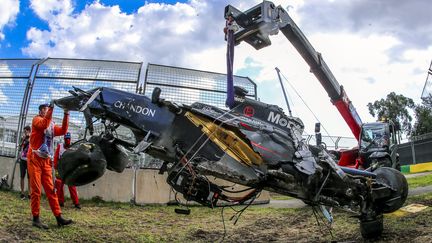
[30,0,73,22]
[0,89,9,105]
[48,86,72,100]
[297,0,432,56]
[24,1,248,62]
[0,62,18,105]
[32,92,50,106]
[0,0,20,40]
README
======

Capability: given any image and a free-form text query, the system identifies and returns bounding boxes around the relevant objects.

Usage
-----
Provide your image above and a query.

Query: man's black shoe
[32,216,49,229]
[59,202,64,207]
[74,204,81,210]
[20,194,26,200]
[56,215,73,227]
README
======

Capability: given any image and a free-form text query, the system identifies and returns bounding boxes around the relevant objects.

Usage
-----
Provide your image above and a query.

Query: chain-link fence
[141,63,257,108]
[304,135,358,150]
[0,58,142,157]
[30,58,141,143]
[0,59,40,156]
[399,133,432,165]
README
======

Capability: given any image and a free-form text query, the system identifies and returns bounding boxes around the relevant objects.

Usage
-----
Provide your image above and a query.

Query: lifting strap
[225,17,236,109]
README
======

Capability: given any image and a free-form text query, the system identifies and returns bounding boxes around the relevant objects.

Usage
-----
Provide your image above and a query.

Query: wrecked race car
[55,85,408,239]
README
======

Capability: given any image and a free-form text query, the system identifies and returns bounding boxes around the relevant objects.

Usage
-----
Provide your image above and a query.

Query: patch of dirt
[188,213,323,243]
[0,228,19,243]
[377,227,422,242]
[190,229,222,242]
[187,207,432,243]
[224,215,322,243]
[5,222,40,242]
[412,198,432,206]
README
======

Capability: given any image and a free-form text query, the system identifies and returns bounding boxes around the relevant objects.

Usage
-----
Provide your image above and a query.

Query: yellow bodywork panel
[185,112,263,166]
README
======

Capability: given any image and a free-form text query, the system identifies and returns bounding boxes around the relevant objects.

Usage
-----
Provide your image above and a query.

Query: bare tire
[360,215,383,239]
[374,167,408,213]
[89,135,130,173]
[58,141,107,186]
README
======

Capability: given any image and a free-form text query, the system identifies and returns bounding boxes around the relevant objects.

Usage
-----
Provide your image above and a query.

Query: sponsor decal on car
[114,100,156,117]
[243,106,255,117]
[267,111,290,128]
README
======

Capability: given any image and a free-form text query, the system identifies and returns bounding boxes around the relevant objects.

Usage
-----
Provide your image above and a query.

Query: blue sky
[0,0,185,57]
[0,0,431,138]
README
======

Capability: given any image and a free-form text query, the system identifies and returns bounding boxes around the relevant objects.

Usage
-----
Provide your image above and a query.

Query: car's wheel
[89,135,131,173]
[374,167,408,213]
[360,214,383,239]
[58,141,107,186]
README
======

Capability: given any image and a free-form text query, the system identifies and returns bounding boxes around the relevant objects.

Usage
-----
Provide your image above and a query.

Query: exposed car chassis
[55,86,408,239]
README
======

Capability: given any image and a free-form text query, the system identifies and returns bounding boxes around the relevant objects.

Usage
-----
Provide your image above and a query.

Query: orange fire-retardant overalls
[27,107,69,217]
[54,143,79,206]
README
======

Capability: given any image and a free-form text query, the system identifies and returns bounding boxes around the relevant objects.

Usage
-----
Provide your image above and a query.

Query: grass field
[407,173,432,188]
[1,184,431,242]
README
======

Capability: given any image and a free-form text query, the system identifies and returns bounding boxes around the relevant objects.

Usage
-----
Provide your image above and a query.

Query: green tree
[412,95,432,136]
[423,94,432,107]
[367,92,415,134]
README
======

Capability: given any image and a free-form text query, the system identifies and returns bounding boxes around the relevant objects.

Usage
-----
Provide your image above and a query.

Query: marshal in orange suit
[27,102,73,229]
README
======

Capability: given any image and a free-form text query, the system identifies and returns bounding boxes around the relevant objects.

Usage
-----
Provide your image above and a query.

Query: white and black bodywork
[55,85,407,239]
